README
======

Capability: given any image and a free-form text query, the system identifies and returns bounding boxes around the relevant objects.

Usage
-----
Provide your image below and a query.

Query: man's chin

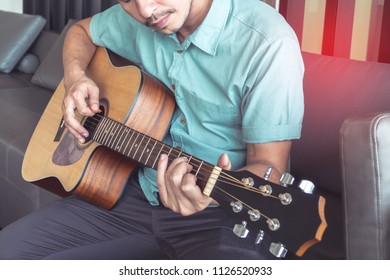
[151,26,177,36]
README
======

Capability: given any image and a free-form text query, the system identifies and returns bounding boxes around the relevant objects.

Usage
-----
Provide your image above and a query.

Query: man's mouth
[149,13,171,30]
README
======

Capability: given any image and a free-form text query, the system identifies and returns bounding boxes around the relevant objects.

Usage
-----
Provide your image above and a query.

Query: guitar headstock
[207,169,327,257]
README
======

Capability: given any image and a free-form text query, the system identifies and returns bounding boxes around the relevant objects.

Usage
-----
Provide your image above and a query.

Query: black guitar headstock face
[209,169,327,257]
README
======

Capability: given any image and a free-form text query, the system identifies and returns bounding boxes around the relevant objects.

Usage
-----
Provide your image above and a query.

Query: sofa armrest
[340,112,390,259]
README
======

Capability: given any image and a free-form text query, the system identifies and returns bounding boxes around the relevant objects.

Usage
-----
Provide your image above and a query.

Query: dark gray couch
[0,10,389,260]
[0,12,74,228]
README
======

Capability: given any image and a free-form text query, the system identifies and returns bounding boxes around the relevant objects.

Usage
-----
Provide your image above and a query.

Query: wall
[0,0,23,13]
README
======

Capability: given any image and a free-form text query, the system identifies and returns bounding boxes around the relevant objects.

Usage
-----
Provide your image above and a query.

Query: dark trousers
[0,177,277,260]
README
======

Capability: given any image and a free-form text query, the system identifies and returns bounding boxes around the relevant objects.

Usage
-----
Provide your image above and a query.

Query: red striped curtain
[279,0,390,63]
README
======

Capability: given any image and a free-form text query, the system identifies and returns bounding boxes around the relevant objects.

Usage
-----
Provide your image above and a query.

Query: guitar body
[22,47,175,209]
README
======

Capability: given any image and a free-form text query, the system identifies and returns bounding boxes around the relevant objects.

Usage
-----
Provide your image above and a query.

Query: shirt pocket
[182,91,241,146]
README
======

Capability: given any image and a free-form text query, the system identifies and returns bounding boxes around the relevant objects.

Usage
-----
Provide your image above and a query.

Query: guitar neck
[92,115,217,193]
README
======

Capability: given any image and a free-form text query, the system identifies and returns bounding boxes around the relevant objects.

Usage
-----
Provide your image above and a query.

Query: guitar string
[81,114,283,203]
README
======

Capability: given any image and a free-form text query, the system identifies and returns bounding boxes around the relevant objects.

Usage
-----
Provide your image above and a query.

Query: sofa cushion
[16,53,40,74]
[0,11,46,74]
[0,73,34,89]
[29,31,60,64]
[32,19,78,90]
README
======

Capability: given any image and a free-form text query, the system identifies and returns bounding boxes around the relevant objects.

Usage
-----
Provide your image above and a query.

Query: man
[0,0,304,259]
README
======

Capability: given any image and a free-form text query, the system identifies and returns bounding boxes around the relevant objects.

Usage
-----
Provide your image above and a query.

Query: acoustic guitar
[22,47,327,257]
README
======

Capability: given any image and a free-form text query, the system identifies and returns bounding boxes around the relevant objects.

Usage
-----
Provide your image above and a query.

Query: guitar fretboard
[92,116,215,190]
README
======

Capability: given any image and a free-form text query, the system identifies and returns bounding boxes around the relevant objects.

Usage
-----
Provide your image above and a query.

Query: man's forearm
[63,18,96,91]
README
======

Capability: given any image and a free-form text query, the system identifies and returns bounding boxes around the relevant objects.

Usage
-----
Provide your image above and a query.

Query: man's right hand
[62,74,100,143]
[61,17,98,143]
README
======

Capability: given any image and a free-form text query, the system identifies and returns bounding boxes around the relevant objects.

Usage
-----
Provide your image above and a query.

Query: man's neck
[176,0,213,43]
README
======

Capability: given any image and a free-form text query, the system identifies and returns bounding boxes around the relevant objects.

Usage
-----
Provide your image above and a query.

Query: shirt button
[180,118,186,124]
[171,84,176,90]
[177,50,183,54]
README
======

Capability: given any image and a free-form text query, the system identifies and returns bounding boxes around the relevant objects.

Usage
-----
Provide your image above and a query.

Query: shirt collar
[186,0,231,56]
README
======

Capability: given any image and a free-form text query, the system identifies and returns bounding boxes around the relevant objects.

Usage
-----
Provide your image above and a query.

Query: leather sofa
[0,10,389,260]
[341,112,390,259]
[0,11,74,228]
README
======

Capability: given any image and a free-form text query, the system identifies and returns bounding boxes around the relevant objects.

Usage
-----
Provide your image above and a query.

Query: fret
[128,132,141,158]
[100,118,111,143]
[124,129,136,157]
[100,118,115,146]
[195,160,204,177]
[100,118,112,144]
[106,121,120,149]
[115,125,127,152]
[92,117,103,141]
[100,119,110,143]
[152,142,165,169]
[120,127,132,153]
[133,134,145,160]
[166,147,173,163]
[111,123,123,151]
[94,117,108,143]
[122,128,135,157]
[138,138,151,164]
[145,140,158,167]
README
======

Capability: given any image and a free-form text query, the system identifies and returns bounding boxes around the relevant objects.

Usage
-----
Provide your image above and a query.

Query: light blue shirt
[90,0,304,205]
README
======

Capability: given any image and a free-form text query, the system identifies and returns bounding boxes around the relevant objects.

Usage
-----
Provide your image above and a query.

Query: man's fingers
[156,154,169,205]
[217,153,231,170]
[63,101,89,142]
[62,79,100,143]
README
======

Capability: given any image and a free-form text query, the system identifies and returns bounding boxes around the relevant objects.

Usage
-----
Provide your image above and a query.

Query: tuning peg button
[233,221,249,238]
[280,172,295,187]
[298,180,315,194]
[269,243,288,258]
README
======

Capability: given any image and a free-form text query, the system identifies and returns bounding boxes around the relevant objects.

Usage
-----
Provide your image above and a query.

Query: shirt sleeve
[241,36,305,144]
[89,4,140,61]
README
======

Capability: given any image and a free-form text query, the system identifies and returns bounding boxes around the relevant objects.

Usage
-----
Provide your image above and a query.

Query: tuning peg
[267,218,280,231]
[230,201,243,213]
[263,165,273,180]
[233,221,249,238]
[255,230,265,245]
[241,177,254,187]
[269,242,288,258]
[298,180,315,194]
[280,172,295,187]
[248,209,261,221]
